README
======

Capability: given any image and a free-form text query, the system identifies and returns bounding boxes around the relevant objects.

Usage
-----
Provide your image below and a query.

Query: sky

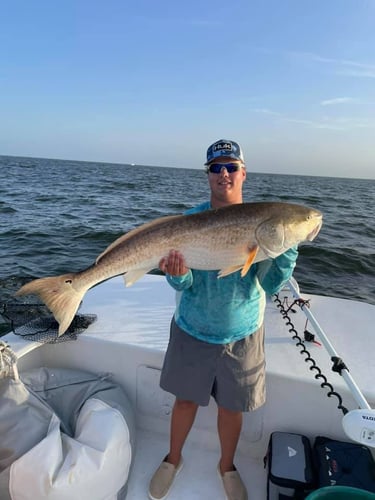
[1,0,375,179]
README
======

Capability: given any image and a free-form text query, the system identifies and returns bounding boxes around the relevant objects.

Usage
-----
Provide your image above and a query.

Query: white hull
[3,275,375,499]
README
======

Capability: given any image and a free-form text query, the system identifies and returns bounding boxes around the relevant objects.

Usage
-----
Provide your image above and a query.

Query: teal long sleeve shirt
[166,201,298,344]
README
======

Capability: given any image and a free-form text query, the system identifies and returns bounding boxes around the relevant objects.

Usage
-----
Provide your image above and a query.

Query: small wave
[0,205,17,214]
[296,245,375,305]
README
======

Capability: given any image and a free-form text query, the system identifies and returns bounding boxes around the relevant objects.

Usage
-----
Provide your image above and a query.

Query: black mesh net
[0,301,97,344]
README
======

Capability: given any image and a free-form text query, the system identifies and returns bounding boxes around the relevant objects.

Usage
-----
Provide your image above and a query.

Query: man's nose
[219,166,229,175]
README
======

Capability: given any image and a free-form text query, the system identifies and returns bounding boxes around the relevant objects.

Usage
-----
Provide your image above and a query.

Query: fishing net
[0,301,97,344]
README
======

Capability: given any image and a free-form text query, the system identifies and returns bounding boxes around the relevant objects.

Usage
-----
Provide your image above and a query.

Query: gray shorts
[160,318,266,412]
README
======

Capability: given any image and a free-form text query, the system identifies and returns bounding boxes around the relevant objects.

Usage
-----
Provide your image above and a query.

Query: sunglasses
[207,163,243,174]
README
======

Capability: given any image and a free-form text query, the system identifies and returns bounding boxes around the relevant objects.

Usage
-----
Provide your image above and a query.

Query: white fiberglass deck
[78,274,375,401]
[8,274,375,500]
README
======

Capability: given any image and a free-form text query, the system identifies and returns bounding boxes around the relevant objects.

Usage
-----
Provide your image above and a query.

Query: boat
[1,274,374,499]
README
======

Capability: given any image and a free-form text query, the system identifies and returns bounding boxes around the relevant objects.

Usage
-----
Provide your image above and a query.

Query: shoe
[148,456,183,500]
[218,465,248,500]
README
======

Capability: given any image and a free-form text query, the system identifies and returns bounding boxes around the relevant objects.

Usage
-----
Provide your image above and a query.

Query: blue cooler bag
[313,436,375,493]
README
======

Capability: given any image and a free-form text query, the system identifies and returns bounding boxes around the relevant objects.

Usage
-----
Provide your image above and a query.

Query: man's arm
[256,246,298,295]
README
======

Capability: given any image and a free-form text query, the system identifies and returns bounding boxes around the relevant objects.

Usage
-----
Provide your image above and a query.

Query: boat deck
[6,274,375,500]
[128,428,266,499]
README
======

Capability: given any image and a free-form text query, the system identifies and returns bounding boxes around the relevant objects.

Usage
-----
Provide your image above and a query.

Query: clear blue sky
[1,0,375,178]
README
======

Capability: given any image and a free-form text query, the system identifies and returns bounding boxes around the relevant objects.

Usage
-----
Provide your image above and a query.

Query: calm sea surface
[1,155,374,319]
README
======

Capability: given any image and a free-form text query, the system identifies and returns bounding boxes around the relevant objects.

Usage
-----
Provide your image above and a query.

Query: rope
[0,341,19,380]
[273,293,349,416]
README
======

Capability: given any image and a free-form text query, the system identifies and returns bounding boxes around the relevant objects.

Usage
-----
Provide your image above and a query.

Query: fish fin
[240,246,259,277]
[16,274,85,336]
[124,268,152,287]
[217,246,259,279]
[218,265,243,278]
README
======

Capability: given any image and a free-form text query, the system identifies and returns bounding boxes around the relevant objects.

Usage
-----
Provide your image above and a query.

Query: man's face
[207,157,246,202]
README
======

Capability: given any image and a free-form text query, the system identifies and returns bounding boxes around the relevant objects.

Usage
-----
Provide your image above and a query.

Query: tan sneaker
[218,465,248,500]
[148,456,183,500]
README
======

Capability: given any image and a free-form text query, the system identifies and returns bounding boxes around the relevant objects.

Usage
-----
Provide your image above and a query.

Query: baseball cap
[205,139,244,165]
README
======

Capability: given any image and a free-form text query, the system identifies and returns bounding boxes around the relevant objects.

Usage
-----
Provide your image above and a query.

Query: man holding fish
[149,140,300,500]
[16,138,322,498]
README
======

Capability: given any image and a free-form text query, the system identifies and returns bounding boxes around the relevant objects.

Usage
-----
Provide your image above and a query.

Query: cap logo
[213,142,233,153]
[206,139,243,165]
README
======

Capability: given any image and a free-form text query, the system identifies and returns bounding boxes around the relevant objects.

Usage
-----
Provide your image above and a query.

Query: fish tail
[16,273,86,336]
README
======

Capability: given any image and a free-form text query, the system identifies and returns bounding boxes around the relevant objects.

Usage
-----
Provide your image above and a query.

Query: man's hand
[159,250,189,276]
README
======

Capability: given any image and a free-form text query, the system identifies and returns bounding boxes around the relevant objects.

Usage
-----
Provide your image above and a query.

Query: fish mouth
[307,218,323,241]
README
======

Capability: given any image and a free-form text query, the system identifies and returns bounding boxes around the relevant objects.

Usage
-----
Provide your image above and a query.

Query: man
[149,139,298,500]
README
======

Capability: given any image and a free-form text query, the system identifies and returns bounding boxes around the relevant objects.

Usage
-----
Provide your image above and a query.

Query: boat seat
[0,367,135,500]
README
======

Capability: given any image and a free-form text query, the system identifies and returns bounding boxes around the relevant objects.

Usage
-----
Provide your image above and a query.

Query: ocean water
[1,155,374,317]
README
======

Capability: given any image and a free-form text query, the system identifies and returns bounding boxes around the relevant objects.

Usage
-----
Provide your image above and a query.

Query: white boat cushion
[0,367,135,500]
[9,398,131,500]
